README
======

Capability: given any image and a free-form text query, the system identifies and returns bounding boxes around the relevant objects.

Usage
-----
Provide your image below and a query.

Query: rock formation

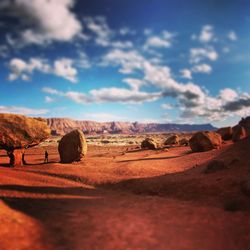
[58,129,87,163]
[189,131,222,152]
[141,138,157,150]
[217,127,233,140]
[164,135,179,145]
[47,118,216,135]
[0,114,50,166]
[232,125,246,142]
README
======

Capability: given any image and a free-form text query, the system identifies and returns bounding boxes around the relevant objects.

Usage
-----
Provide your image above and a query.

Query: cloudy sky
[0,0,249,126]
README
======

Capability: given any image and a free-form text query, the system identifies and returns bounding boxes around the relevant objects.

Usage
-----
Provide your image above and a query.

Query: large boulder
[58,129,87,163]
[189,131,222,152]
[217,127,233,140]
[0,114,50,166]
[164,135,179,145]
[141,138,157,150]
[232,125,246,142]
[239,116,250,136]
[0,114,50,150]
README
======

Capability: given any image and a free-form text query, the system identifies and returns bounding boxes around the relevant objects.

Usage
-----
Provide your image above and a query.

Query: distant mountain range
[47,118,216,135]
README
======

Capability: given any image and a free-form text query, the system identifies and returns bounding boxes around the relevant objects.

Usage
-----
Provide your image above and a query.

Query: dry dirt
[0,137,250,250]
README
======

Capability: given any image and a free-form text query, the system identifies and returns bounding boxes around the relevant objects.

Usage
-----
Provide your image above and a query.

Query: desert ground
[0,135,250,250]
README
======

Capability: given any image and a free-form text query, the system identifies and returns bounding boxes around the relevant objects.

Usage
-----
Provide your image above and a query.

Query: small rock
[141,138,158,150]
[164,135,179,145]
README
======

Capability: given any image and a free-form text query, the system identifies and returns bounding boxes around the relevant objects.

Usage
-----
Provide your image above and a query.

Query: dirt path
[0,144,250,250]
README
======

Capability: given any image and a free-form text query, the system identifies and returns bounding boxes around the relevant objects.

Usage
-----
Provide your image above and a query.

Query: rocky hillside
[47,118,216,135]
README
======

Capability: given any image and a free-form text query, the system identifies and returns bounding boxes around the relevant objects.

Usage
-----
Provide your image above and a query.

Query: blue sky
[0,0,249,126]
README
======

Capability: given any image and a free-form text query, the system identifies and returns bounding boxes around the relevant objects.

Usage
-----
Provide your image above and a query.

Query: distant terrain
[47,118,216,135]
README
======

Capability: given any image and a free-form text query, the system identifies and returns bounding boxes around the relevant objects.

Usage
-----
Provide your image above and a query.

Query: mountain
[47,118,216,135]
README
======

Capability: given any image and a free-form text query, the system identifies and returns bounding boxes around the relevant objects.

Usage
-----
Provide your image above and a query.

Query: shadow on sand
[118,150,192,162]
[0,186,104,250]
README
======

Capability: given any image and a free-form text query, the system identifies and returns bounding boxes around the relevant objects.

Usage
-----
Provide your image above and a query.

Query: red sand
[0,138,250,250]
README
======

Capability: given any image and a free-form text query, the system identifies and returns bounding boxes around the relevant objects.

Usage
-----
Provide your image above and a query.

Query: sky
[0,0,249,127]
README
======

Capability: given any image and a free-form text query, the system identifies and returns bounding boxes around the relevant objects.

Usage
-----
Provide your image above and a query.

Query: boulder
[58,129,87,163]
[204,160,227,173]
[217,127,233,140]
[179,138,189,146]
[0,114,50,166]
[189,131,222,152]
[239,116,250,136]
[232,125,246,142]
[164,135,179,145]
[0,114,50,150]
[141,138,157,150]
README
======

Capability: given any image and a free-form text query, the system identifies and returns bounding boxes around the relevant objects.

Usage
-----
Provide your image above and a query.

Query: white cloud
[190,47,218,63]
[228,31,237,41]
[8,57,50,81]
[53,58,77,83]
[65,91,91,104]
[122,78,145,91]
[144,28,153,36]
[180,69,192,79]
[44,96,55,103]
[199,25,214,43]
[144,36,171,48]
[8,57,78,83]
[84,16,112,47]
[89,87,161,104]
[1,0,82,46]
[42,87,63,95]
[111,41,133,49]
[219,88,238,102]
[161,103,173,110]
[42,86,162,104]
[0,105,48,115]
[144,31,174,49]
[83,16,134,49]
[102,49,144,74]
[119,27,136,36]
[192,64,212,74]
[77,51,91,69]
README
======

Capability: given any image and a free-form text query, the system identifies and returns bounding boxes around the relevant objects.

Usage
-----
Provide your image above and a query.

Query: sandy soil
[0,138,250,250]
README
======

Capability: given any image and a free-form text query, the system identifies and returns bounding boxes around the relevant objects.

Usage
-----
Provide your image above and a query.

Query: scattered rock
[179,138,189,146]
[204,160,227,173]
[141,138,157,150]
[189,131,222,152]
[217,127,233,140]
[232,125,246,142]
[164,135,179,145]
[58,129,87,163]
